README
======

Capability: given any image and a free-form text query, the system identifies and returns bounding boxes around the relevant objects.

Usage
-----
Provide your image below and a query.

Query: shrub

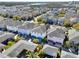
[64,20,72,28]
[73,23,79,30]
[33,38,39,44]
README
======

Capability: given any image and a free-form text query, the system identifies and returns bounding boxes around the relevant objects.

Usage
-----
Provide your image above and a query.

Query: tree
[64,41,70,48]
[4,41,15,49]
[36,44,43,52]
[57,48,61,58]
[26,51,39,58]
[0,13,9,18]
[33,38,39,44]
[38,50,44,58]
[36,16,43,24]
[42,38,47,44]
[14,34,21,42]
[8,41,15,46]
[73,23,79,30]
[64,20,72,28]
[13,16,21,21]
[58,10,65,17]
[4,45,10,49]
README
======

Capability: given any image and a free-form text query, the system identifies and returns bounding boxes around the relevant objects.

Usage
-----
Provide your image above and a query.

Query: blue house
[31,24,46,43]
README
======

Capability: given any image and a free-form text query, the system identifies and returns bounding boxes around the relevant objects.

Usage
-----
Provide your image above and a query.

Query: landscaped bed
[2,34,21,50]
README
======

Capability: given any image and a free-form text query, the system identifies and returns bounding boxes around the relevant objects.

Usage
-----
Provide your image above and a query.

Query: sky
[0,0,77,2]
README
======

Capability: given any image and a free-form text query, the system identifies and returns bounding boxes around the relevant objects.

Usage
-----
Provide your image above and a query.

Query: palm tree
[26,51,39,58]
[14,34,21,42]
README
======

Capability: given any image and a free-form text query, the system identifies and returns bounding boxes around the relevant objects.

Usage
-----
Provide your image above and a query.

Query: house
[47,28,65,47]
[69,16,79,24]
[18,22,40,36]
[5,19,24,32]
[2,40,37,57]
[42,44,58,58]
[0,31,15,43]
[61,50,78,58]
[68,28,79,45]
[0,53,9,58]
[57,17,65,26]
[31,24,46,42]
[0,19,24,32]
[0,20,6,30]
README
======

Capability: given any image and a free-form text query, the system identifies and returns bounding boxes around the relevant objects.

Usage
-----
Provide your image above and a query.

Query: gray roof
[0,53,9,58]
[4,19,23,27]
[0,44,5,51]
[3,40,37,57]
[32,24,46,34]
[0,31,5,35]
[48,28,65,39]
[68,29,79,44]
[18,22,40,30]
[0,19,24,28]
[0,44,5,48]
[61,50,78,58]
[0,20,5,28]
[0,32,15,43]
[42,44,58,57]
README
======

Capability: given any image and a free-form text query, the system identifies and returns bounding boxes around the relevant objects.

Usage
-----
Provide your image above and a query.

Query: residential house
[68,28,79,45]
[5,19,24,32]
[69,16,79,24]
[2,40,37,57]
[47,28,65,47]
[31,24,46,42]
[18,22,40,36]
[61,50,78,58]
[42,44,58,58]
[0,31,15,43]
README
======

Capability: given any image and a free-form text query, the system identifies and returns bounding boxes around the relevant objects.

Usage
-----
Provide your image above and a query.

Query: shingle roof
[0,43,5,49]
[18,22,40,30]
[68,28,79,44]
[0,32,15,43]
[48,28,65,39]
[32,24,46,34]
[42,44,58,57]
[0,53,9,58]
[61,50,78,58]
[3,40,37,57]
